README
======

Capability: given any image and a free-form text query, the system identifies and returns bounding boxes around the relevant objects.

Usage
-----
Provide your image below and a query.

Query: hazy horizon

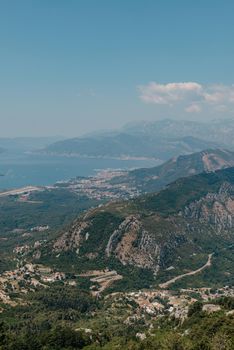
[0,116,233,140]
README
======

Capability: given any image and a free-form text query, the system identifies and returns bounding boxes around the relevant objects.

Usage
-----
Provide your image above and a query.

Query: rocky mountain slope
[123,118,234,147]
[38,167,234,288]
[110,149,234,193]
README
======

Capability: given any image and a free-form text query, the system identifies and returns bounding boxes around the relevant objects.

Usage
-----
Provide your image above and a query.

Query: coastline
[31,151,162,162]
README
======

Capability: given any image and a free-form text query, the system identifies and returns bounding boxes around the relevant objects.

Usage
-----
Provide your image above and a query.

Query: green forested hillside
[0,291,233,349]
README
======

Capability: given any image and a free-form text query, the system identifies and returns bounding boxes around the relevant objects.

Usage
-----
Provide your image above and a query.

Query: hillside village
[1,252,234,322]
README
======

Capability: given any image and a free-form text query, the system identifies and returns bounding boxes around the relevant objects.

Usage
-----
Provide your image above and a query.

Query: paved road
[159,253,213,289]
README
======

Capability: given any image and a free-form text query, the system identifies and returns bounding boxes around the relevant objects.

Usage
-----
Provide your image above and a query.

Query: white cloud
[185,104,202,113]
[138,81,234,113]
[203,85,234,104]
[138,82,202,105]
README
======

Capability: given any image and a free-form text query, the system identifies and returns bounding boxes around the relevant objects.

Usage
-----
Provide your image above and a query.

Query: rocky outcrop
[105,216,139,258]
[202,151,234,172]
[184,183,234,232]
[105,215,161,273]
[53,221,89,253]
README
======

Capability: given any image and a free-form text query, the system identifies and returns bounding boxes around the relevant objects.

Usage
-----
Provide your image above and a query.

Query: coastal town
[55,169,139,200]
[0,169,138,203]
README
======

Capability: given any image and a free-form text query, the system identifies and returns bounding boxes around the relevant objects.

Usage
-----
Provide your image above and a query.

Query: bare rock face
[104,216,188,274]
[105,216,137,258]
[106,216,161,274]
[53,214,164,274]
[184,183,234,232]
[202,151,234,172]
[53,221,89,253]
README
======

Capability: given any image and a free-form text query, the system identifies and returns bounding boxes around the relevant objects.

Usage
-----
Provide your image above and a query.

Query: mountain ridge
[41,133,217,161]
[110,148,234,193]
[39,118,234,161]
[36,167,234,289]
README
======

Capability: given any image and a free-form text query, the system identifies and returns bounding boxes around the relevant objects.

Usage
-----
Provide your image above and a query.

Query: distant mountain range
[122,118,234,145]
[40,119,234,161]
[110,149,234,193]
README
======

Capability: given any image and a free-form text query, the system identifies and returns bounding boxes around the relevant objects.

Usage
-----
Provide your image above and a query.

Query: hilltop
[110,148,234,193]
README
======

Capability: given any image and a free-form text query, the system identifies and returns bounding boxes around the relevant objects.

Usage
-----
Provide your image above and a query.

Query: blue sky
[0,0,234,136]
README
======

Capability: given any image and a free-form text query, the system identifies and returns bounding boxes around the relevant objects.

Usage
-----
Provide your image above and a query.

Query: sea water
[0,150,159,190]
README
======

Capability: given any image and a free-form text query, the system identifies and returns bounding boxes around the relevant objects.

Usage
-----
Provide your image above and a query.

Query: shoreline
[31,151,162,162]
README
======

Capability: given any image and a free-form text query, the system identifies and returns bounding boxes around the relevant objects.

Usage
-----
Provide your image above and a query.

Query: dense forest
[0,284,234,349]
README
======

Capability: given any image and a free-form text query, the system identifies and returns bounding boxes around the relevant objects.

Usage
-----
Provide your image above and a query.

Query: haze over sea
[0,150,158,190]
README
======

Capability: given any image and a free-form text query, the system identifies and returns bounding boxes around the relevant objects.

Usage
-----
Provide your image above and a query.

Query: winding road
[159,253,213,289]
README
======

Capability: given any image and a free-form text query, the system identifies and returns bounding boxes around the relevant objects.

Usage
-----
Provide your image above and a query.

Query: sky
[0,0,234,137]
